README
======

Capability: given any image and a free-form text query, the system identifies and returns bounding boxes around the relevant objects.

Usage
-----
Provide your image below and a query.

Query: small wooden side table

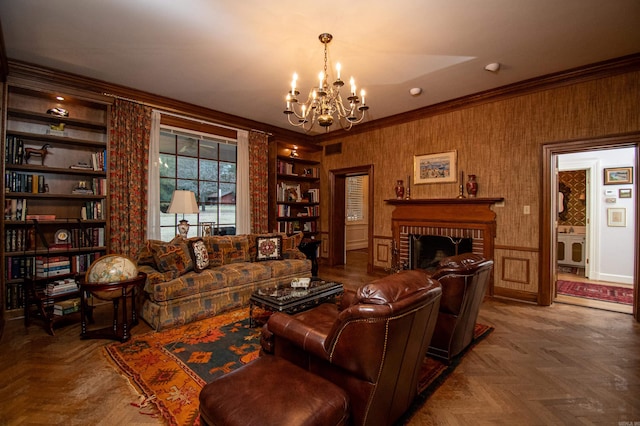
[79,272,146,342]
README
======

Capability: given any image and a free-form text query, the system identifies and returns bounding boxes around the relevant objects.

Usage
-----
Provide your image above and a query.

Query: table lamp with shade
[167,190,199,238]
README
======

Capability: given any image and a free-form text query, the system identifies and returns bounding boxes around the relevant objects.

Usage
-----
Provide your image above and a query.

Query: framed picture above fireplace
[413,151,457,184]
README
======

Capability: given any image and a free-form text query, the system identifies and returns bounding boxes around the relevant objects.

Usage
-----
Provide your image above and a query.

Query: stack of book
[44,278,78,297]
[53,298,81,316]
[36,256,71,278]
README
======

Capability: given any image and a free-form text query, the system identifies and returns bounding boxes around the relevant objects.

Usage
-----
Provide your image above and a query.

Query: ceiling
[2,1,640,135]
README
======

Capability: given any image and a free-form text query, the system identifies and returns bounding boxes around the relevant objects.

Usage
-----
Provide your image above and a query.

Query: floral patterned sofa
[136,233,311,331]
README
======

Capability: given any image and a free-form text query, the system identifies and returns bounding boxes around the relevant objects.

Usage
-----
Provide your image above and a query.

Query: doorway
[541,133,639,321]
[328,165,374,273]
[556,157,632,313]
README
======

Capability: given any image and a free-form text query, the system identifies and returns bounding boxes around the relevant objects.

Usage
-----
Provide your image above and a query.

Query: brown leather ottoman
[199,355,350,426]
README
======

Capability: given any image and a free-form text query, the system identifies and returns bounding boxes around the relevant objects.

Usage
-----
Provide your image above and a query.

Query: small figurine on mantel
[394,180,405,199]
[466,174,478,198]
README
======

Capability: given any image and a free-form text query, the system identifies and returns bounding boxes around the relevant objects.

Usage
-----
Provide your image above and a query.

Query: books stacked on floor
[53,298,81,316]
[44,277,78,297]
[36,256,71,278]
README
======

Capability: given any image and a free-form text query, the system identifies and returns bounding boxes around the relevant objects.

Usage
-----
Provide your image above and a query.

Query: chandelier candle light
[167,190,199,238]
[284,33,369,132]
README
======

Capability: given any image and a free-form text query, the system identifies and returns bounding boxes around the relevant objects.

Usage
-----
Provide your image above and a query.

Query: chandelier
[284,33,369,132]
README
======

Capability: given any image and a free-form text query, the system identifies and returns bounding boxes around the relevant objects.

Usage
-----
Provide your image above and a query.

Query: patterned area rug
[557,280,634,305]
[105,308,492,426]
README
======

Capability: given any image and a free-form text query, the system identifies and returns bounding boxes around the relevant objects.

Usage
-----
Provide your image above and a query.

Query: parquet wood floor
[1,251,639,425]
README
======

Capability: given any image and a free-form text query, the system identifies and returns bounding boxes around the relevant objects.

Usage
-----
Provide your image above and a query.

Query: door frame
[541,132,639,320]
[328,165,374,272]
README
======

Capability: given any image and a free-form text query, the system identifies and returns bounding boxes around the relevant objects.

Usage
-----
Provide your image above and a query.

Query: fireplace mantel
[386,198,504,224]
[387,197,503,292]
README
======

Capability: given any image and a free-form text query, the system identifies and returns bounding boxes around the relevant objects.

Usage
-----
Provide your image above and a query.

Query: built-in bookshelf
[268,141,322,238]
[1,80,112,325]
[274,155,320,235]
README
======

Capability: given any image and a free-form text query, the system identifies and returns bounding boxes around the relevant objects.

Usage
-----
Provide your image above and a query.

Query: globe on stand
[84,254,138,300]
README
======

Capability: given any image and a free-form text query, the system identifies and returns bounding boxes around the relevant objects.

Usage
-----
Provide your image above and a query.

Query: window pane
[219,162,236,182]
[176,179,198,194]
[220,183,236,204]
[199,159,218,181]
[159,153,176,178]
[220,144,236,162]
[200,139,218,160]
[177,135,198,157]
[200,181,218,206]
[177,157,198,179]
[160,177,175,213]
[159,132,176,154]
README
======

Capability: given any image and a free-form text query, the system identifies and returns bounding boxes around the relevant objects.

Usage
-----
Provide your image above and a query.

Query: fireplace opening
[409,234,472,270]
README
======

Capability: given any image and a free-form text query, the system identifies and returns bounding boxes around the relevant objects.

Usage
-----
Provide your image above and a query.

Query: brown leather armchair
[261,270,442,426]
[426,253,494,362]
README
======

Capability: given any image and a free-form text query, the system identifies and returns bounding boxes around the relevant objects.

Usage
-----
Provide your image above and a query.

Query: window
[159,128,237,240]
[346,175,366,222]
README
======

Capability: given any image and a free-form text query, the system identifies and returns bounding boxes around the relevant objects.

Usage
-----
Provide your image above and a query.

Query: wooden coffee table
[249,278,343,327]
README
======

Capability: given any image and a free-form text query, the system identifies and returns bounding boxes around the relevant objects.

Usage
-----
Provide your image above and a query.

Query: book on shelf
[4,136,24,165]
[36,263,72,272]
[53,298,81,316]
[69,162,93,170]
[4,198,27,221]
[26,214,56,220]
[5,282,24,310]
[5,256,35,280]
[36,255,70,264]
[36,268,72,278]
[91,150,106,171]
[44,278,78,296]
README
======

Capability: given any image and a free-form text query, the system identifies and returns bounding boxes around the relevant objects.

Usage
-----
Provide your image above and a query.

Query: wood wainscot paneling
[373,237,392,270]
[493,246,539,303]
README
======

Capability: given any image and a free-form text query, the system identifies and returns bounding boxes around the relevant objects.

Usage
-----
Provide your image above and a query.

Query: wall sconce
[579,192,586,202]
[290,148,299,158]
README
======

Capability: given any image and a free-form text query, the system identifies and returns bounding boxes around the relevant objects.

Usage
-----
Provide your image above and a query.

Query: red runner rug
[105,307,492,425]
[557,280,634,305]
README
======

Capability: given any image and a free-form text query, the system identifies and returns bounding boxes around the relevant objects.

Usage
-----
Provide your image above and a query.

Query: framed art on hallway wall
[604,167,633,185]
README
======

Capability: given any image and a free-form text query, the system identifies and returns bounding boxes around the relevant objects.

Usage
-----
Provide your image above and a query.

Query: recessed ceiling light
[56,96,65,101]
[409,88,422,96]
[484,63,500,72]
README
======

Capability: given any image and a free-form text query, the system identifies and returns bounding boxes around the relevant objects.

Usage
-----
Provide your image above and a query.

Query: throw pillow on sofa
[255,235,283,261]
[137,239,164,269]
[248,232,304,261]
[188,238,210,272]
[151,236,194,276]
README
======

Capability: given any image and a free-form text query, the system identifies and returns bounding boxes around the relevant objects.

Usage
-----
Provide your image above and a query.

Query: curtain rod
[102,92,270,135]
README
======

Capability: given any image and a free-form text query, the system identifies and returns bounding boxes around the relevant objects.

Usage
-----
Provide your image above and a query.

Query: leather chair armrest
[339,290,357,310]
[266,312,332,361]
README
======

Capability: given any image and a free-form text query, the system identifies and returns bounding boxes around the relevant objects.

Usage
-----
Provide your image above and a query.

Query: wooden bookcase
[268,141,322,238]
[1,80,112,323]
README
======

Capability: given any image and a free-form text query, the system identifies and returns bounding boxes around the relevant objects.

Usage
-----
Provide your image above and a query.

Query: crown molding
[312,53,640,143]
[6,59,310,143]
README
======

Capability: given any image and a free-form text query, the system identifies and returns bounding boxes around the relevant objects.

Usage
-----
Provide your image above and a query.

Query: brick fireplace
[387,198,502,290]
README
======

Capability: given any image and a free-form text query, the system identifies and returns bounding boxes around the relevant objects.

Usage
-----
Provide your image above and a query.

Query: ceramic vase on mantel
[395,180,405,199]
[466,175,478,198]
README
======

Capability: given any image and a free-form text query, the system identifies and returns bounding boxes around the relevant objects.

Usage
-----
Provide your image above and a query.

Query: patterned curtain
[248,131,269,233]
[108,99,152,259]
